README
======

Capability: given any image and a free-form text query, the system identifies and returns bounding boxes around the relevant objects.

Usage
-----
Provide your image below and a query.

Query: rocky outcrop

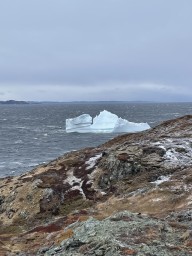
[0,115,192,255]
[42,211,192,256]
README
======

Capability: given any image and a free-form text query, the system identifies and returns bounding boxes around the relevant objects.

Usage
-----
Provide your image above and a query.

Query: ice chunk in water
[66,110,150,133]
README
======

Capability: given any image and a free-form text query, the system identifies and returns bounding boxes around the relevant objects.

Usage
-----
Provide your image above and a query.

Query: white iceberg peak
[66,110,150,133]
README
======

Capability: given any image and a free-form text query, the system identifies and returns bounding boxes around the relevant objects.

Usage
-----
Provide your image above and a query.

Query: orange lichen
[121,248,138,255]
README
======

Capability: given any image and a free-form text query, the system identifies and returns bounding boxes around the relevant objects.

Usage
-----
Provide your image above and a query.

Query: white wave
[14,140,23,144]
[16,126,28,129]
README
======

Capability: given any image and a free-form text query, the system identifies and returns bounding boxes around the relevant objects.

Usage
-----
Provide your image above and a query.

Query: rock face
[42,211,192,256]
[0,115,192,255]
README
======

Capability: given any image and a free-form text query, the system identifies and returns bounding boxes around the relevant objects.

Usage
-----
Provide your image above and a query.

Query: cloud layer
[0,0,192,101]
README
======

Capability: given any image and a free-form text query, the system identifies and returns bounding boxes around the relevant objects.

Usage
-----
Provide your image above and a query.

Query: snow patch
[64,170,86,198]
[86,154,102,170]
[165,149,178,161]
[64,170,81,186]
[151,175,171,185]
[152,138,192,168]
[100,191,107,195]
[151,198,162,202]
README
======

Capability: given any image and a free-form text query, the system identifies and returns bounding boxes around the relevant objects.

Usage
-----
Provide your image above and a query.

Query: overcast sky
[0,0,192,102]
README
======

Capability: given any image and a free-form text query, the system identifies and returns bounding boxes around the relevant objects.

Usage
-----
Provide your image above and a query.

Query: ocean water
[0,102,192,178]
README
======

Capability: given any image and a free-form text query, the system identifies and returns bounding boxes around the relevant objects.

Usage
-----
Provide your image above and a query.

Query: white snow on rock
[152,138,192,168]
[85,154,102,170]
[165,149,178,161]
[62,154,105,200]
[64,170,86,198]
[151,198,163,202]
[66,110,150,133]
[151,175,171,185]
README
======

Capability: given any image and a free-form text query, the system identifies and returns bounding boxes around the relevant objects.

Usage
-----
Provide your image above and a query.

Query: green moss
[0,224,23,234]
[60,197,93,215]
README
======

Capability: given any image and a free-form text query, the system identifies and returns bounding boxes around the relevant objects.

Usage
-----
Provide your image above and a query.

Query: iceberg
[66,110,150,133]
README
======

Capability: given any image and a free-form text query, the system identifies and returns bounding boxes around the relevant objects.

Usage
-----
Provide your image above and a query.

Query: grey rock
[43,211,189,256]
[0,195,5,205]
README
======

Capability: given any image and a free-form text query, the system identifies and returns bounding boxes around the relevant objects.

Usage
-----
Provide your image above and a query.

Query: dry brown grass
[55,229,74,244]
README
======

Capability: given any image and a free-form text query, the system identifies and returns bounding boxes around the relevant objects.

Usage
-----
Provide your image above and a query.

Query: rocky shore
[0,115,192,255]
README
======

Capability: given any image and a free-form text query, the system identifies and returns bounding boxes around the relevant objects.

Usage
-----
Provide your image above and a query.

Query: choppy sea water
[0,102,192,177]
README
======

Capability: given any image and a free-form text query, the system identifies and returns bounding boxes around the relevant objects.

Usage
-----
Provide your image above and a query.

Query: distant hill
[0,100,29,104]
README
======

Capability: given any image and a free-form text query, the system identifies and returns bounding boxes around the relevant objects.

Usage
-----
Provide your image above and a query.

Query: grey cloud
[0,0,192,101]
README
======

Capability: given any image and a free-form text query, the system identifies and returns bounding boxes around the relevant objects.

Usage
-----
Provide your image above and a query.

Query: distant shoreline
[0,100,29,104]
[0,100,192,105]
